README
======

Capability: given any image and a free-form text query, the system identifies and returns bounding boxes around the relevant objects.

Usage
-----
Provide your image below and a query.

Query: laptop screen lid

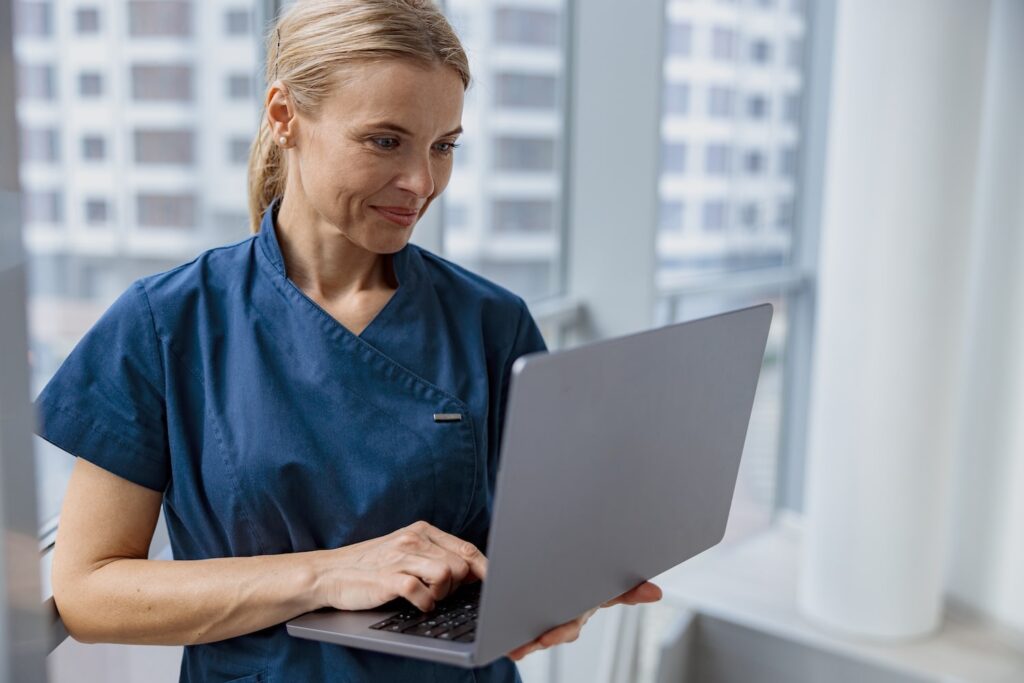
[472,303,773,665]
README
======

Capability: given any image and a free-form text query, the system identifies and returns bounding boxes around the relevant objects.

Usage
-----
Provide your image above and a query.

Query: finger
[602,581,663,607]
[386,572,435,612]
[537,620,583,647]
[507,638,544,661]
[408,521,489,581]
[409,538,473,589]
[397,554,456,602]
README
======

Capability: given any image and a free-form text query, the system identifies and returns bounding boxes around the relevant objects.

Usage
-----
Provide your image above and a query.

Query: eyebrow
[366,121,463,138]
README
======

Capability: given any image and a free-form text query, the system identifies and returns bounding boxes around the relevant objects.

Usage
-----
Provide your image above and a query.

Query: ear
[266,80,297,142]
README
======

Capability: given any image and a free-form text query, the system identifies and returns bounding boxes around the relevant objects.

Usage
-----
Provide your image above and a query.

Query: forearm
[55,550,326,646]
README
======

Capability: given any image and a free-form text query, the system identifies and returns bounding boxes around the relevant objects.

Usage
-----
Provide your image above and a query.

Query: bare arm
[52,458,488,647]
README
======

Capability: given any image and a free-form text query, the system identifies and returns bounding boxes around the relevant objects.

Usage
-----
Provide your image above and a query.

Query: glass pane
[16,1,261,533]
[657,0,807,279]
[656,292,789,541]
[441,0,567,303]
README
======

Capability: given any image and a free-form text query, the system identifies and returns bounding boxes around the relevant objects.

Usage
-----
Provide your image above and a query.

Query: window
[662,142,687,175]
[225,8,251,36]
[84,198,110,225]
[747,94,770,119]
[14,1,52,37]
[786,37,804,68]
[17,64,56,100]
[663,82,690,116]
[494,7,558,46]
[659,200,685,232]
[783,93,801,123]
[705,144,732,176]
[708,86,736,118]
[494,72,558,109]
[493,136,555,172]
[128,1,191,37]
[20,128,59,163]
[23,190,63,224]
[76,7,101,34]
[227,74,252,99]
[751,38,772,64]
[136,193,198,228]
[446,202,468,229]
[81,135,105,161]
[702,200,728,231]
[776,200,794,229]
[79,72,103,97]
[134,129,195,165]
[740,202,759,228]
[666,22,693,57]
[131,64,193,101]
[779,147,798,177]
[491,199,554,232]
[228,137,250,164]
[711,27,737,61]
[744,150,765,175]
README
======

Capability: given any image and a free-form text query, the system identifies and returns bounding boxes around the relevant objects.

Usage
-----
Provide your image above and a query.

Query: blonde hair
[247,0,470,233]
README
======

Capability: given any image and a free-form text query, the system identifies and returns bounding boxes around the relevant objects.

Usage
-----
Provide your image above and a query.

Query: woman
[37,1,660,681]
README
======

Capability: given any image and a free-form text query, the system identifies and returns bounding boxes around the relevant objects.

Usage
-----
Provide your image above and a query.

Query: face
[269,60,465,254]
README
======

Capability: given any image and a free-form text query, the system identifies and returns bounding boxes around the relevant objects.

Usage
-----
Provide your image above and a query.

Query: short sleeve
[496,297,548,443]
[34,280,170,492]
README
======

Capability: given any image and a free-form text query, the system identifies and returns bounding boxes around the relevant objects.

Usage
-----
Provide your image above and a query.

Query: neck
[273,194,396,301]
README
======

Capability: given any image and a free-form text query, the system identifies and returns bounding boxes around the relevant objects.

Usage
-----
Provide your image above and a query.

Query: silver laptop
[287,303,773,668]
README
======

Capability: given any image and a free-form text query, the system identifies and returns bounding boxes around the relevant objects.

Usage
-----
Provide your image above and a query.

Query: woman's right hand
[311,520,488,613]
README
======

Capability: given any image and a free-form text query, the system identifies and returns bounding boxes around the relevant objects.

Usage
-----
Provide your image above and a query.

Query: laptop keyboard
[368,582,481,643]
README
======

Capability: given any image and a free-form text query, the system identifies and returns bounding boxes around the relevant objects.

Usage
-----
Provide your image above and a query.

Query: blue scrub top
[35,198,547,683]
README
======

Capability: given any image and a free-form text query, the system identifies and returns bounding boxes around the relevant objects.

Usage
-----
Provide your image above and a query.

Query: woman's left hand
[505,581,663,661]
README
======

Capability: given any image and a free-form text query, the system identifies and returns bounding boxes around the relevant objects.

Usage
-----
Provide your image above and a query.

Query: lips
[372,206,419,227]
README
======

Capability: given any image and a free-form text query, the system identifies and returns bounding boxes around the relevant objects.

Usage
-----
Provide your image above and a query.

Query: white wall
[946,0,1024,634]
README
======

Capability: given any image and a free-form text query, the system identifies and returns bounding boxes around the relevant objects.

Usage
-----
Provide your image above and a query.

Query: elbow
[52,572,104,644]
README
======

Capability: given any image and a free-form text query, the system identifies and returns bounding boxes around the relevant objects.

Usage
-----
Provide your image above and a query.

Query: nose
[396,153,435,199]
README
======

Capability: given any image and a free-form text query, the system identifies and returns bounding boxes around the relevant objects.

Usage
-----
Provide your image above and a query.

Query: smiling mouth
[372,206,419,227]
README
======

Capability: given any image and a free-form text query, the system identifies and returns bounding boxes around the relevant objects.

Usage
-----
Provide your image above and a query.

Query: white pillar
[798,0,991,639]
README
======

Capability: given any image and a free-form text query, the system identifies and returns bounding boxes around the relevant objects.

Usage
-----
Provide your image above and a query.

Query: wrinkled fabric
[35,198,547,682]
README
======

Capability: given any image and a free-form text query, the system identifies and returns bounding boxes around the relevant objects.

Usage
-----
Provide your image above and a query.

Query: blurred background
[0,0,1022,681]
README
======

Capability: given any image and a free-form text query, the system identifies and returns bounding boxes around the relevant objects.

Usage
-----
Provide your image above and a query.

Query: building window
[128,1,191,37]
[14,1,52,37]
[711,27,737,61]
[446,202,468,229]
[702,200,728,231]
[84,198,110,225]
[779,147,798,177]
[776,200,794,229]
[494,73,557,109]
[662,142,687,175]
[493,136,555,172]
[659,200,685,231]
[708,86,735,119]
[17,64,56,100]
[224,8,250,36]
[79,72,103,97]
[76,7,100,34]
[136,193,197,228]
[744,150,765,175]
[226,74,252,99]
[491,199,554,233]
[131,64,193,102]
[228,137,250,164]
[705,144,732,176]
[663,82,690,116]
[666,22,693,57]
[134,129,195,165]
[20,128,59,163]
[82,135,106,161]
[783,93,801,123]
[494,7,558,47]
[786,38,804,68]
[750,38,772,64]
[740,202,760,228]
[23,190,63,224]
[747,94,770,120]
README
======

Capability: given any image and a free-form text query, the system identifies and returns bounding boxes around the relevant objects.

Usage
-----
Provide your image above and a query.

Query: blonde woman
[37,1,660,681]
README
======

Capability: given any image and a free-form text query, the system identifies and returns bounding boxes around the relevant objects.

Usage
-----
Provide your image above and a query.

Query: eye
[371,136,399,150]
[434,141,461,156]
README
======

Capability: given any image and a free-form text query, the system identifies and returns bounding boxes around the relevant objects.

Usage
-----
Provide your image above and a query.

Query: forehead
[319,59,465,131]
